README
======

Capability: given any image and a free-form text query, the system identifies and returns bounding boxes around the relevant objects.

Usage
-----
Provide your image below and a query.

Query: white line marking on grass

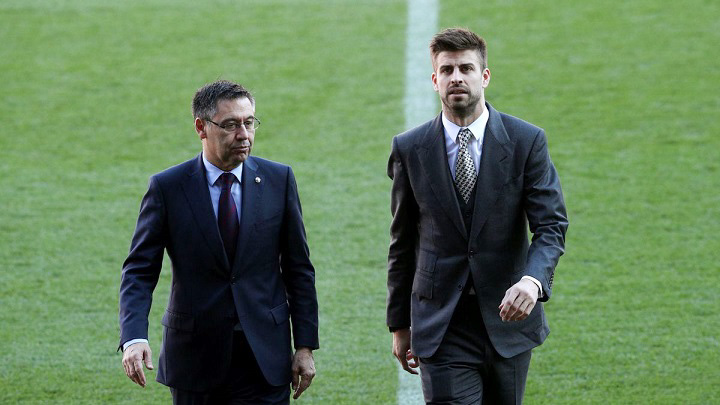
[404,0,438,129]
[398,0,437,404]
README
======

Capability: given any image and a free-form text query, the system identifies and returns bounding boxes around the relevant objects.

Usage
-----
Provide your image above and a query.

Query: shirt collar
[442,106,489,144]
[202,153,243,186]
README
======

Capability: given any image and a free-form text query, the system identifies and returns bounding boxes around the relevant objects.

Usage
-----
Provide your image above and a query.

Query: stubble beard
[442,92,482,120]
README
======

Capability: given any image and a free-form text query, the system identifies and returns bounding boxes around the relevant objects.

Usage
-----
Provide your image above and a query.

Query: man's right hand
[122,342,154,387]
[392,328,419,375]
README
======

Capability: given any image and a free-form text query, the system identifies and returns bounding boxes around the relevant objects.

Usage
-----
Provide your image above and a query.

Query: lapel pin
[255,177,261,184]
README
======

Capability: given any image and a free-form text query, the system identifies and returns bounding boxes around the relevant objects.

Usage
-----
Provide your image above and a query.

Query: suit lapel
[182,153,231,272]
[469,103,514,242]
[415,115,467,238]
[232,156,263,276]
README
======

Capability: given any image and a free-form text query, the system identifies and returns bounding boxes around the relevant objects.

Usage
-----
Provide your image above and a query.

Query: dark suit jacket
[386,103,568,359]
[119,153,318,392]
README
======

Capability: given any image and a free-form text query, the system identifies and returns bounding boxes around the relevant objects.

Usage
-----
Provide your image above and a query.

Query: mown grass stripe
[399,0,437,403]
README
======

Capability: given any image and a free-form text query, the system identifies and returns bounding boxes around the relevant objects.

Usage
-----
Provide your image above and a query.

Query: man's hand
[499,278,540,322]
[291,347,315,399]
[392,328,419,375]
[122,342,154,387]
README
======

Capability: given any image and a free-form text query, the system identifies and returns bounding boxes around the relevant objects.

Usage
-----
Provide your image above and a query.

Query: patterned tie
[218,173,239,265]
[455,128,477,203]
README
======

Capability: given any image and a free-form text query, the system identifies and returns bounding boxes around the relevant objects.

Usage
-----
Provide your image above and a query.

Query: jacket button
[469,250,475,257]
[457,284,463,291]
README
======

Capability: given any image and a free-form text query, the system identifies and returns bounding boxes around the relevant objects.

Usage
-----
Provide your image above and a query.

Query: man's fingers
[500,297,519,321]
[407,350,420,370]
[391,329,417,374]
[499,280,540,321]
[291,368,300,391]
[507,297,524,321]
[405,350,418,367]
[397,354,411,374]
[123,355,140,386]
[498,293,509,310]
[498,288,519,317]
[514,299,535,321]
[508,299,528,321]
[122,343,153,387]
[126,357,145,387]
[143,349,154,370]
[134,359,146,386]
[292,373,314,399]
[401,350,419,375]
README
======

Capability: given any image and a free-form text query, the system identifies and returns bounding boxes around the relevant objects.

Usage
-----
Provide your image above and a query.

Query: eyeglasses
[206,117,261,132]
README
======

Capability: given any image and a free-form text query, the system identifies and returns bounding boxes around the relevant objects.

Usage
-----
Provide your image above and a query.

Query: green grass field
[1,0,718,403]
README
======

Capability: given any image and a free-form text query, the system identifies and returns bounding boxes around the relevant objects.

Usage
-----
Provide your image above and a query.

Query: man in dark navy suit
[119,80,318,404]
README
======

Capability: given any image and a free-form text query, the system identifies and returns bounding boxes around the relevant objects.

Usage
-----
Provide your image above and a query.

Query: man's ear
[431,72,439,92]
[195,118,207,140]
[482,68,491,88]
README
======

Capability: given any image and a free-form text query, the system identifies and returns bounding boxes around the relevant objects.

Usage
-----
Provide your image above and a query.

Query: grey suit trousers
[419,293,532,405]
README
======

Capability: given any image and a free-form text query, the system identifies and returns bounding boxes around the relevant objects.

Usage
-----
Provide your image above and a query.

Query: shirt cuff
[521,276,543,298]
[122,338,149,351]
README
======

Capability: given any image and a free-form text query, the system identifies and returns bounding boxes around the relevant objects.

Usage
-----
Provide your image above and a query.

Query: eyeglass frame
[205,116,261,132]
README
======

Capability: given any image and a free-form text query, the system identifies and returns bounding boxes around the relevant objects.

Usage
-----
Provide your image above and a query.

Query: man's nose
[450,68,463,83]
[234,126,250,139]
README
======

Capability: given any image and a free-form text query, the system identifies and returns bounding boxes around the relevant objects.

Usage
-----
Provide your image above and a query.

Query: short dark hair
[192,80,254,119]
[429,28,487,70]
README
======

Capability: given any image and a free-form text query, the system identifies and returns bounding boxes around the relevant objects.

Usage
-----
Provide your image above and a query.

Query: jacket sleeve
[280,167,319,350]
[118,176,167,349]
[522,129,569,301]
[386,137,419,329]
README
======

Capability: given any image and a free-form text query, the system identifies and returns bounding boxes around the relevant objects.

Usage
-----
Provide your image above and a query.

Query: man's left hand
[499,278,539,322]
[291,347,315,399]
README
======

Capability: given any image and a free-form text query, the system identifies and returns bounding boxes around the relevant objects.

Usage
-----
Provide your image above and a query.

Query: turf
[442,0,720,403]
[1,0,718,403]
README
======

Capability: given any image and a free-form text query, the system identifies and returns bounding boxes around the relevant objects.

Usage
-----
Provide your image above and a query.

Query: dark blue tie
[218,173,239,265]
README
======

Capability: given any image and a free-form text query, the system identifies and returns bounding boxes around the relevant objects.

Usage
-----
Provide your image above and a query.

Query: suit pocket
[413,273,433,300]
[416,249,437,278]
[270,302,290,325]
[413,250,437,300]
[161,310,195,332]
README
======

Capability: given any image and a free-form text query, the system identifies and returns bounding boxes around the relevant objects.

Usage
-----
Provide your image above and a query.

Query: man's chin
[445,98,480,114]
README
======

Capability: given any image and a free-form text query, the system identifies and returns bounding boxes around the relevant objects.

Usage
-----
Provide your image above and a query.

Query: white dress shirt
[441,110,543,297]
[202,154,243,223]
[122,154,243,351]
[442,109,488,179]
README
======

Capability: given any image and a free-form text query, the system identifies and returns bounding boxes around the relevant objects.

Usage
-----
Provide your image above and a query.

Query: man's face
[196,97,256,171]
[432,50,490,116]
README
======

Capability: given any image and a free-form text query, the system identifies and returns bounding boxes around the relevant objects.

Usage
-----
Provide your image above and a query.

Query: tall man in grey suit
[119,80,318,404]
[387,29,568,404]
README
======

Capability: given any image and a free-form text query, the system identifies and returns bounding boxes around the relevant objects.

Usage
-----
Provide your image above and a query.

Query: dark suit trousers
[170,332,290,405]
[419,292,532,405]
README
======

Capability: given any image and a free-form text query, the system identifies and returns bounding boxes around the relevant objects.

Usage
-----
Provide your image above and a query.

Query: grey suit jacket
[386,103,568,358]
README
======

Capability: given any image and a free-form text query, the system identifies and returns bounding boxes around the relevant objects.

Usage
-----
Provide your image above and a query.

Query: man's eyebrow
[220,115,256,123]
[439,62,475,70]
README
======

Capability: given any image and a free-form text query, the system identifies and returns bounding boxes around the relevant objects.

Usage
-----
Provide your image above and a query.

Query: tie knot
[219,173,235,189]
[458,128,473,147]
